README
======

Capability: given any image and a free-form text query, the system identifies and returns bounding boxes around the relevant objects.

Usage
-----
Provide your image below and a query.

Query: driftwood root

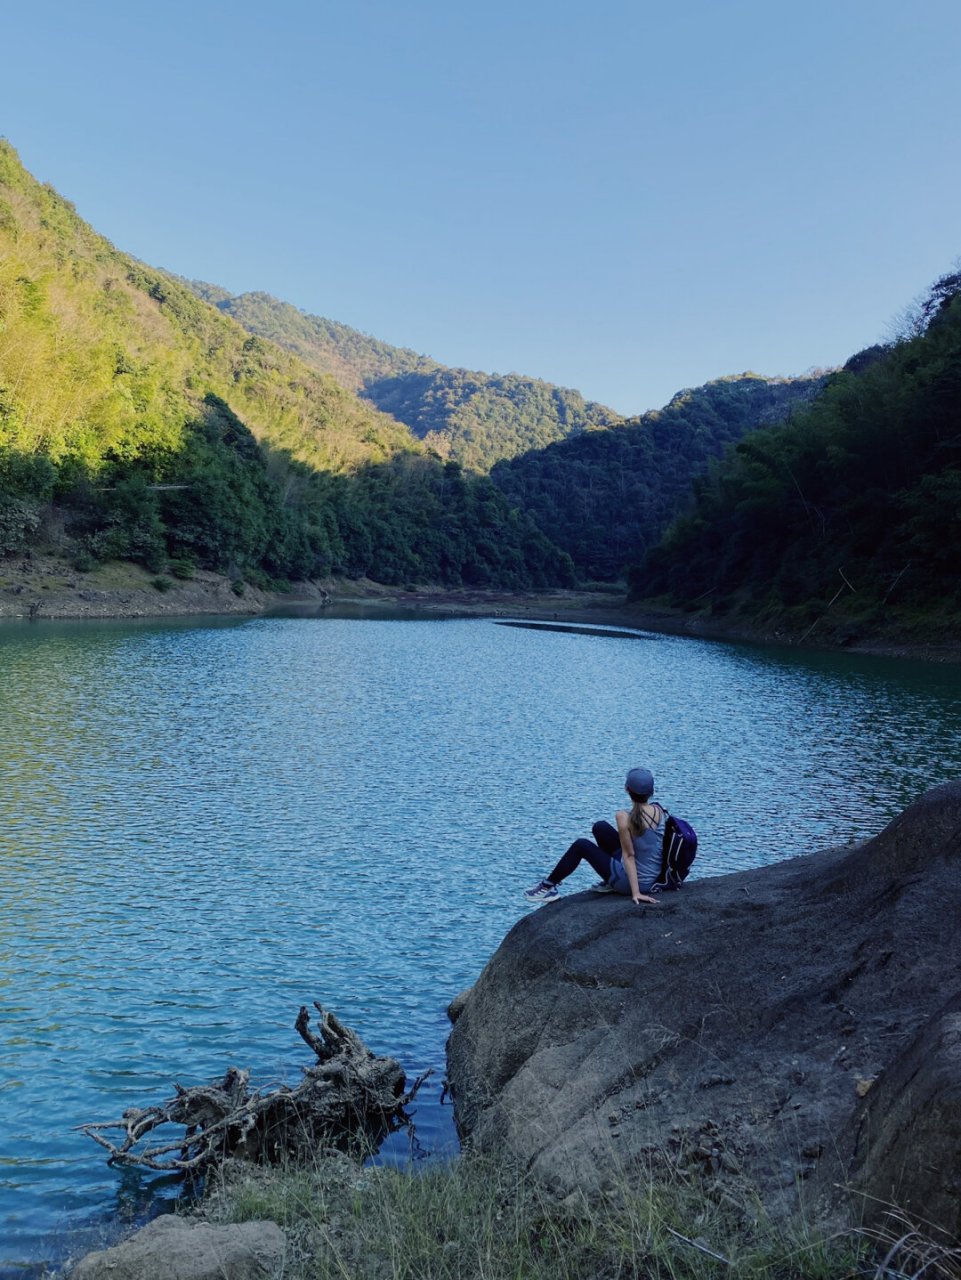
[79,1002,431,1175]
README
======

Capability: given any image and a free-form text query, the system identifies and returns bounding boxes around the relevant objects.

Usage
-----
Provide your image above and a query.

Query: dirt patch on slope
[0,555,274,620]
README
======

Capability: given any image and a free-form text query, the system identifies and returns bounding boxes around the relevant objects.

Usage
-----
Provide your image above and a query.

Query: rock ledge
[447,782,961,1238]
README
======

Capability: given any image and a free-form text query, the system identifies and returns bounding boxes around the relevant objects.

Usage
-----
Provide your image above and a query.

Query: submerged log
[79,1002,429,1174]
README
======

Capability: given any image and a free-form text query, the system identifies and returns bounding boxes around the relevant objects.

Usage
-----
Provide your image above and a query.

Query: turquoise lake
[1,609,959,1272]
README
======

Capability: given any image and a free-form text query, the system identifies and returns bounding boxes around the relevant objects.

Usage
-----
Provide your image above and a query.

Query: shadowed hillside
[490,374,827,581]
[638,269,961,639]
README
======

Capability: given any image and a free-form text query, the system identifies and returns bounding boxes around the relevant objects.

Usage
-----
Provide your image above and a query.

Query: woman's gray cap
[625,767,654,795]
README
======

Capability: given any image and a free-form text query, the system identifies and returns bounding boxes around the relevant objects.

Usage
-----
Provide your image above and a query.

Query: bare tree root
[78,1002,431,1175]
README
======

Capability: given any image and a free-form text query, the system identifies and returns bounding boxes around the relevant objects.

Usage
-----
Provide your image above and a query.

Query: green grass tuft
[201,1152,872,1280]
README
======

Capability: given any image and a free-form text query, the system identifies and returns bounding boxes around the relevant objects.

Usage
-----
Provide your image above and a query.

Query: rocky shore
[446,781,961,1241]
[0,554,614,627]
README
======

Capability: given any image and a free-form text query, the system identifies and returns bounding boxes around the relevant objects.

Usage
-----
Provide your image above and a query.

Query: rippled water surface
[1,611,959,1269]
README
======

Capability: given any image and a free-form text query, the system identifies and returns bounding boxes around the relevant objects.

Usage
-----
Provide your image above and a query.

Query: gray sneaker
[523,879,559,902]
[590,880,614,893]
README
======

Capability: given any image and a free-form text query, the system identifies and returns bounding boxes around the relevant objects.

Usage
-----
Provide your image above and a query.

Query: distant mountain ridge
[9,136,893,603]
[183,280,830,583]
[186,284,622,471]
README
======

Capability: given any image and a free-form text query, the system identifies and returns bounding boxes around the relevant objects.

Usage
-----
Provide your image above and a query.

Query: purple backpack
[652,812,698,891]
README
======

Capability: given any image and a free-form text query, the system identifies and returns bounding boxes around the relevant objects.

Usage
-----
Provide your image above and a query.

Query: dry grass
[859,1211,961,1280]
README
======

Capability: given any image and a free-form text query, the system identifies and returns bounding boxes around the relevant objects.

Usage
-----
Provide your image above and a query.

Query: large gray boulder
[446,782,961,1236]
[69,1215,286,1280]
[847,992,961,1238]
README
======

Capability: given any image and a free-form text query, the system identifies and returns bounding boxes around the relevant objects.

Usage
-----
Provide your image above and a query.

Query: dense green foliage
[639,275,961,624]
[189,286,621,470]
[491,375,826,580]
[363,365,621,472]
[10,134,952,617]
[0,141,572,588]
[313,455,571,587]
[0,154,415,476]
[44,399,571,586]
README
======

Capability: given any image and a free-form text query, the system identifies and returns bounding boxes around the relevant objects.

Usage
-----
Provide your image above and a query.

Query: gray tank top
[609,807,664,893]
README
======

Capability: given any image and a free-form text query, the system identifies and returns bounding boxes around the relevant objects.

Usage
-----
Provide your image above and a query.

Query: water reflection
[0,614,958,1265]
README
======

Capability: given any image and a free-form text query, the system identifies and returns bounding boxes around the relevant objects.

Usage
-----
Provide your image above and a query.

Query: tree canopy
[490,375,826,581]
[638,274,961,630]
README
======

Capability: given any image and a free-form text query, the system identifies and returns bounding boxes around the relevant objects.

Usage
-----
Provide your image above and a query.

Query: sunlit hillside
[0,141,416,476]
[0,142,572,588]
[187,285,622,470]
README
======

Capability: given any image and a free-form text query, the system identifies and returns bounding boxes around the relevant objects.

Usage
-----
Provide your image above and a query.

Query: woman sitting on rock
[524,767,663,905]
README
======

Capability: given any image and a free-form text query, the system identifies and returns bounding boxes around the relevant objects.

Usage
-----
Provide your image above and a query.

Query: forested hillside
[187,286,621,470]
[639,271,961,633]
[10,137,950,619]
[490,375,826,580]
[0,141,572,588]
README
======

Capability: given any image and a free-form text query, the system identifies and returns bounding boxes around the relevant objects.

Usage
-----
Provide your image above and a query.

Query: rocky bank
[0,555,277,619]
[446,782,961,1239]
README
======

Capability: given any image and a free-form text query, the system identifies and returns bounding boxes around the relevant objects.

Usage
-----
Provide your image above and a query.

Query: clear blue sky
[3,0,959,414]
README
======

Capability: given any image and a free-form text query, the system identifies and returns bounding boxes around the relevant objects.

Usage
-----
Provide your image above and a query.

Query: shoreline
[2,555,958,663]
[310,581,961,664]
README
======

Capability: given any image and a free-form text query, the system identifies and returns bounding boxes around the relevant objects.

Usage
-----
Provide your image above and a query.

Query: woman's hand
[633,893,658,906]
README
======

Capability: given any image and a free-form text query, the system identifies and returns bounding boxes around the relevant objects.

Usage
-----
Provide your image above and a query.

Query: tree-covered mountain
[489,374,827,581]
[0,141,572,588]
[184,281,831,585]
[13,134,950,621]
[637,271,961,633]
[186,286,621,471]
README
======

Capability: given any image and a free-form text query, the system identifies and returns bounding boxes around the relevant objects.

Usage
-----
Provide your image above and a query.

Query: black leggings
[547,820,622,885]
